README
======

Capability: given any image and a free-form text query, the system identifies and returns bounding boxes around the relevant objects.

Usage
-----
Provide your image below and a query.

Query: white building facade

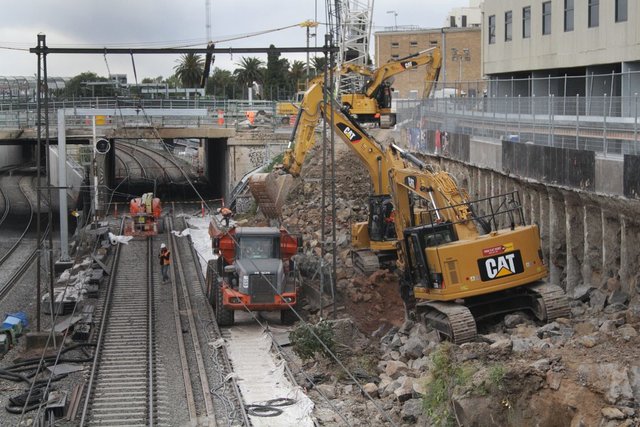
[482,0,640,115]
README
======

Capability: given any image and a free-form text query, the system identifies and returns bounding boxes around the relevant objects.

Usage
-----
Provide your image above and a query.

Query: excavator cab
[402,222,458,290]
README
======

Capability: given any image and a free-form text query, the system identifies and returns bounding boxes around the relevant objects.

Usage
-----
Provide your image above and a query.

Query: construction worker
[159,243,171,283]
[219,207,233,227]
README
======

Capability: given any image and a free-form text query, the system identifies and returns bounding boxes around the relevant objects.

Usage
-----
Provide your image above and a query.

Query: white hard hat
[160,243,166,249]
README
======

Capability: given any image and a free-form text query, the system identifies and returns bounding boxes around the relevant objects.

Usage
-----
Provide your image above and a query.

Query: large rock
[504,312,532,328]
[316,384,337,400]
[401,398,423,423]
[393,376,415,402]
[572,285,594,302]
[577,363,634,405]
[362,382,379,398]
[601,407,625,420]
[384,360,409,379]
[608,289,629,306]
[618,325,638,341]
[589,289,607,312]
[400,335,427,359]
[629,366,640,404]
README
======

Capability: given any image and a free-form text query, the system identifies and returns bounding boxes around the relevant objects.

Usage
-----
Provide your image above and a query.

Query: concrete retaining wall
[226,131,289,198]
[48,146,84,211]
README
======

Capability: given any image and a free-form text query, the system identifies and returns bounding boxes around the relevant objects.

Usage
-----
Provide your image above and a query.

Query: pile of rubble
[276,133,640,425]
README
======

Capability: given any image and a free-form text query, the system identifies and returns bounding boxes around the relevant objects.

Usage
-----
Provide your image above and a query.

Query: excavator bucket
[248,172,294,219]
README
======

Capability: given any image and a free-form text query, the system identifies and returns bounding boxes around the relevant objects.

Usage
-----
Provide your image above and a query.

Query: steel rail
[0,176,34,266]
[167,217,198,421]
[179,214,250,427]
[115,143,150,180]
[79,221,157,425]
[118,142,171,184]
[168,215,216,423]
[119,140,188,184]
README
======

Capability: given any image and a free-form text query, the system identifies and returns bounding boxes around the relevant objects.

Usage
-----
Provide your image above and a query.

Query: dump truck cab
[207,225,301,326]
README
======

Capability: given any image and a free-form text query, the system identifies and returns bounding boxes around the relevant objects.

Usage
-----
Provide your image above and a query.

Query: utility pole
[300,20,319,89]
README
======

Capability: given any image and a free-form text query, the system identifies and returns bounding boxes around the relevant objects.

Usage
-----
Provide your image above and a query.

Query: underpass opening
[204,138,227,200]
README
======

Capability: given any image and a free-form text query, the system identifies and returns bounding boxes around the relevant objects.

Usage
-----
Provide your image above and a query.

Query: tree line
[58,45,327,101]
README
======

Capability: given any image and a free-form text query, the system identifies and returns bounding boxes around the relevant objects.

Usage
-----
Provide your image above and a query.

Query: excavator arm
[362,47,441,98]
[250,79,409,218]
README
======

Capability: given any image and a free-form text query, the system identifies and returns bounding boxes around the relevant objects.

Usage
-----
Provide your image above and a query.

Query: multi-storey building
[374,27,482,98]
[483,0,639,106]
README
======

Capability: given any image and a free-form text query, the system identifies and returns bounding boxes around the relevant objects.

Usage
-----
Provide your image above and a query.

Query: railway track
[0,174,49,300]
[80,232,156,425]
[118,141,188,184]
[168,215,249,426]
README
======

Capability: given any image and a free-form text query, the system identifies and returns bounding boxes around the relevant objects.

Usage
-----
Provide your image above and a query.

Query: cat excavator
[340,47,442,128]
[249,48,442,273]
[274,47,441,129]
[385,153,570,343]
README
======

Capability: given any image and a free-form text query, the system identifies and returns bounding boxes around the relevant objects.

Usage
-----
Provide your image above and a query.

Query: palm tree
[233,57,265,88]
[289,60,307,89]
[311,56,327,76]
[173,53,204,88]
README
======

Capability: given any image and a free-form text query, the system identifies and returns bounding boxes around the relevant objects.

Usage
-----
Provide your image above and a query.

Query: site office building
[483,0,640,114]
[374,26,483,99]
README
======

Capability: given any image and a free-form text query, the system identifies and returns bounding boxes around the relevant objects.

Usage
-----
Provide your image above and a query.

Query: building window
[564,0,574,31]
[450,16,457,27]
[542,2,552,35]
[410,41,418,47]
[391,42,399,48]
[462,15,467,27]
[615,0,627,22]
[523,6,531,38]
[588,0,599,28]
[430,40,438,46]
[391,54,399,59]
[488,15,496,44]
[505,11,513,41]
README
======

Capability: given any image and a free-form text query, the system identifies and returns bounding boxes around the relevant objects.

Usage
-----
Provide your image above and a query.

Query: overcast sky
[0,0,470,79]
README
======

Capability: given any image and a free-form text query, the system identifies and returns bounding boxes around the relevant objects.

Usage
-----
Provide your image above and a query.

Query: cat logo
[402,60,418,69]
[477,250,524,281]
[336,123,362,143]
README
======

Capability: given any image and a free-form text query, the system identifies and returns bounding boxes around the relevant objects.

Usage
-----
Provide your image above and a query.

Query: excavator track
[527,282,571,321]
[419,301,478,345]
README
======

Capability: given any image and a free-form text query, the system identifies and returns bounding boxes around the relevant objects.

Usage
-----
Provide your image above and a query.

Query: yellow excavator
[275,48,442,129]
[249,80,405,273]
[385,154,570,343]
[340,47,441,128]
[249,48,442,273]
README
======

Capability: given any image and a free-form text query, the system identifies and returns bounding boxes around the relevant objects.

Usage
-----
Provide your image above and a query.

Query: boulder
[529,359,551,375]
[608,289,629,306]
[385,360,409,379]
[618,325,638,341]
[504,312,532,328]
[362,382,379,398]
[599,320,619,334]
[579,334,599,348]
[401,399,423,423]
[574,321,598,336]
[536,321,562,338]
[316,384,337,400]
[589,289,607,312]
[601,407,625,420]
[625,301,640,323]
[489,338,513,352]
[412,374,432,396]
[393,376,414,402]
[400,335,427,360]
[572,285,594,302]
[546,371,562,390]
[629,366,640,404]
